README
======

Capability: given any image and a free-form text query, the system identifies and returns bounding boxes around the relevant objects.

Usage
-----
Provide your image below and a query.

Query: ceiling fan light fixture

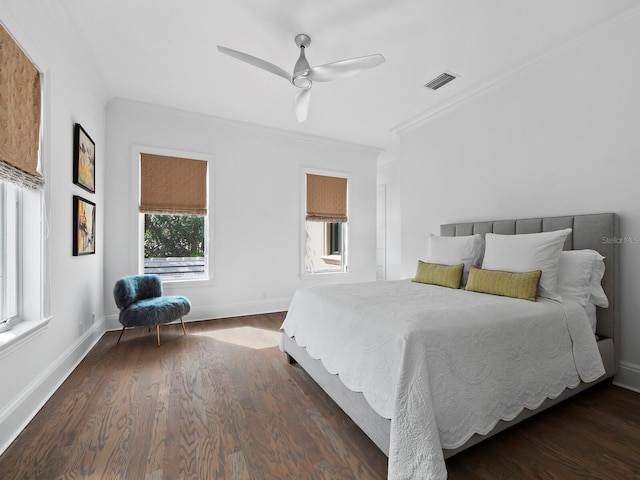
[217,34,385,122]
[425,72,457,90]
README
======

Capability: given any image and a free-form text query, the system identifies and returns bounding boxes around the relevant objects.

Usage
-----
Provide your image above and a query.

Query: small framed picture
[73,123,95,193]
[73,195,96,256]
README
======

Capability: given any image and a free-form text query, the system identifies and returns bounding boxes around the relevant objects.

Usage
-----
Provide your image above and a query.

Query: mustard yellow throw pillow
[465,266,542,302]
[413,261,464,289]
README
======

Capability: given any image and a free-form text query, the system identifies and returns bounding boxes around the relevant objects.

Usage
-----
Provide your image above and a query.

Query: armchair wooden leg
[180,317,187,335]
[156,324,161,347]
[116,326,126,344]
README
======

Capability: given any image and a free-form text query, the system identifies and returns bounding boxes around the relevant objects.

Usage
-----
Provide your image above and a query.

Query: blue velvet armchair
[113,274,191,346]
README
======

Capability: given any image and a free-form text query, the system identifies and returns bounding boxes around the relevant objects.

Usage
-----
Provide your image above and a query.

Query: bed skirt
[282,333,614,458]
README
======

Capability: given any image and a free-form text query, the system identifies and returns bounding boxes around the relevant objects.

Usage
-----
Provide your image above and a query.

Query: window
[0,23,46,337]
[143,213,206,277]
[0,182,45,338]
[139,152,209,280]
[0,182,19,329]
[304,173,348,274]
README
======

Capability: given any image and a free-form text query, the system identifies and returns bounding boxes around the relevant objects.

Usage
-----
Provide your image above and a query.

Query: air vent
[424,72,457,90]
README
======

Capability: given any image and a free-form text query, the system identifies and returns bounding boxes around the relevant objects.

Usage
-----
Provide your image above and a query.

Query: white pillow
[481,228,572,301]
[426,234,483,284]
[556,249,608,307]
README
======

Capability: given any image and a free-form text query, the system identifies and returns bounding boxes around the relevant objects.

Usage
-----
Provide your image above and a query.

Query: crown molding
[391,5,640,137]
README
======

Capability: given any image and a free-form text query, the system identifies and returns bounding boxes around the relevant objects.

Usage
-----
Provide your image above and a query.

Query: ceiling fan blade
[306,54,385,82]
[217,45,291,82]
[295,88,311,123]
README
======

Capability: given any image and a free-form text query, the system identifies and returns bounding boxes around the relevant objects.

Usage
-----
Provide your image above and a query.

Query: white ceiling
[60,0,637,149]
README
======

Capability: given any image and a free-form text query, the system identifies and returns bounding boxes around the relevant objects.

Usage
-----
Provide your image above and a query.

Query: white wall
[0,1,108,453]
[104,100,379,328]
[394,12,640,390]
[377,141,402,280]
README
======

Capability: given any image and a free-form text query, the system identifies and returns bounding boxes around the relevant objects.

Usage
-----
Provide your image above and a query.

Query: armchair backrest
[113,274,163,310]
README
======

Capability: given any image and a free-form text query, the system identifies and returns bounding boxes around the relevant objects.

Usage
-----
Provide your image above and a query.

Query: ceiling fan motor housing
[295,34,311,48]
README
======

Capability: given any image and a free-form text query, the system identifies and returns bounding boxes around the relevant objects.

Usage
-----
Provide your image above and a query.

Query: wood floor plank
[227,450,250,480]
[0,312,639,480]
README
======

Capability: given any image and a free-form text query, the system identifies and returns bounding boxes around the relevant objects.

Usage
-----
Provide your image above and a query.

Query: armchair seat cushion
[119,295,191,328]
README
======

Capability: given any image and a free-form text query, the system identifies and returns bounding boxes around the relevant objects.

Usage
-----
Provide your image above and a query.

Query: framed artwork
[73,123,95,193]
[73,195,96,256]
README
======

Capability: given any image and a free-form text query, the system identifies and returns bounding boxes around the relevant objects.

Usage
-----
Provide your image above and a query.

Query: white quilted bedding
[280,280,605,480]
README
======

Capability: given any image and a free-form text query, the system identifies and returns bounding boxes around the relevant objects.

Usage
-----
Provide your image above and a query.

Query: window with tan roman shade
[306,173,347,223]
[140,153,207,215]
[0,24,43,190]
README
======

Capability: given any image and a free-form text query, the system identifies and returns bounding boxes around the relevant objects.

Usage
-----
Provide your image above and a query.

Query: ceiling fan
[217,34,385,122]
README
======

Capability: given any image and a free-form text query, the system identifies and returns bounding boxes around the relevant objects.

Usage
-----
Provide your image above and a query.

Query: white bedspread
[280,280,605,480]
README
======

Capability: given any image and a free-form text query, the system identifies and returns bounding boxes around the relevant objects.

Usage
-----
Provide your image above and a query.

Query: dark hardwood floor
[0,312,638,479]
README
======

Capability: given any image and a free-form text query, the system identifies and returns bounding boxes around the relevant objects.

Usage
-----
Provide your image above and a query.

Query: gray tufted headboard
[441,213,619,370]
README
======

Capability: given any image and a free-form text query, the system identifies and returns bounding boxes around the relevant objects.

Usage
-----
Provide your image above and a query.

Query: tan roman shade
[140,153,207,215]
[306,173,348,223]
[0,24,43,189]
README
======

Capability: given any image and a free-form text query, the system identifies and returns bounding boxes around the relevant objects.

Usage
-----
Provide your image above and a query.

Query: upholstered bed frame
[282,213,619,458]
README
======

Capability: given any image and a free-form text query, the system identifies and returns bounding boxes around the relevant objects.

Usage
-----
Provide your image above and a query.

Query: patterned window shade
[0,24,43,190]
[140,153,207,215]
[306,173,348,223]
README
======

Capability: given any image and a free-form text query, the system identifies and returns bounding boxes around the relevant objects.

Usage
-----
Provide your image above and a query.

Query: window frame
[132,145,214,285]
[0,182,51,352]
[0,182,21,326]
[300,168,350,277]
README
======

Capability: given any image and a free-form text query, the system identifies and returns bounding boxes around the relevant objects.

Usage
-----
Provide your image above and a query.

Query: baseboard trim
[613,361,640,393]
[0,318,106,456]
[105,298,291,331]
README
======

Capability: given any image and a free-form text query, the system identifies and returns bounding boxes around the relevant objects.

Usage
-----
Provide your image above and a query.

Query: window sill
[161,276,215,289]
[0,316,52,359]
[300,270,351,279]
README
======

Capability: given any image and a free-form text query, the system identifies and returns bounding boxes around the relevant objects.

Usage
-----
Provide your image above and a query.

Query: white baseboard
[105,297,291,331]
[613,361,640,393]
[0,318,105,456]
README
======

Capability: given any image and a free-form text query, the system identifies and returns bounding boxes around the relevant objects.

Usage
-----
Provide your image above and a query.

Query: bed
[280,213,619,479]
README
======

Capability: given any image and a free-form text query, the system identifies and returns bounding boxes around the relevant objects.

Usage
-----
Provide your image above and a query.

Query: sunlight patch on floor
[193,326,281,349]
